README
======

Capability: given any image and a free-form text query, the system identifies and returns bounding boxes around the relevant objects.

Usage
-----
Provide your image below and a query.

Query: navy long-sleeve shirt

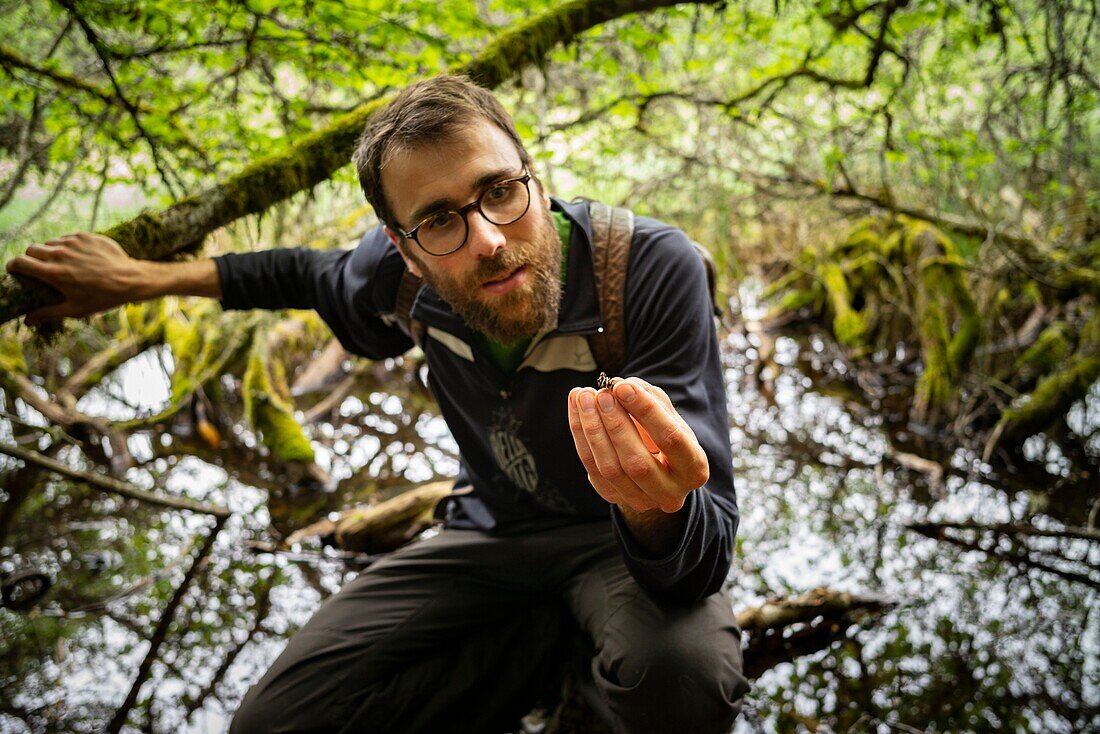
[214,197,739,604]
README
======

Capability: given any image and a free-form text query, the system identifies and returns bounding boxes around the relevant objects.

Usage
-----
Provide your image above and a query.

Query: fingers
[568,388,624,506]
[7,252,71,326]
[6,239,80,284]
[6,253,63,281]
[569,386,675,513]
[612,377,710,489]
[6,233,137,325]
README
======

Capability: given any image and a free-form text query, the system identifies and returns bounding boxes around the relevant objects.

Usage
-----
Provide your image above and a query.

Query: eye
[425,210,457,230]
[484,182,514,203]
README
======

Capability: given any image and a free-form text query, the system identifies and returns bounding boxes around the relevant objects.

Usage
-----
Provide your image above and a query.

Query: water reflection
[1,316,1097,732]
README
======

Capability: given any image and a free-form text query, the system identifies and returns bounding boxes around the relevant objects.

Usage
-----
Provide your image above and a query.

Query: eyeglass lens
[417,178,530,255]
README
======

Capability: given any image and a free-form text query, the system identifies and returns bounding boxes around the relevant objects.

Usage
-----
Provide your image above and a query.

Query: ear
[384,226,422,278]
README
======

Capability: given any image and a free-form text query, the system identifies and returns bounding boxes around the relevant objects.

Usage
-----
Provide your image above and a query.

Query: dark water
[2,286,1097,733]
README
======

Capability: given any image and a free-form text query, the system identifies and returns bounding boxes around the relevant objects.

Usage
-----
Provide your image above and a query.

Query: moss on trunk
[996,311,1100,440]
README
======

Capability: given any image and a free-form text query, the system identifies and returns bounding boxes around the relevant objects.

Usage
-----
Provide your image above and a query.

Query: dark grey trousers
[230,519,749,734]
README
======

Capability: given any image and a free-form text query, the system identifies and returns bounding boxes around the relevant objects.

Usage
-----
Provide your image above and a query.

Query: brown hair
[352,74,532,231]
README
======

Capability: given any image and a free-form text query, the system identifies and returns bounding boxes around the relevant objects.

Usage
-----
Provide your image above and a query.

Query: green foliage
[0,326,25,376]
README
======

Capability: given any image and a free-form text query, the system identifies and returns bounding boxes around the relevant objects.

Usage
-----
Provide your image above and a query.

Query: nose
[465,209,507,259]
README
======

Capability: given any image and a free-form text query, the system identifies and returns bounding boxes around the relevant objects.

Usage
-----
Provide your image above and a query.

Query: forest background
[0,0,1097,732]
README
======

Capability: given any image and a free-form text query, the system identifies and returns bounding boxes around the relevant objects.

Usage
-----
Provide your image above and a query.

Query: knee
[229,681,297,734]
[228,689,267,734]
[596,621,749,733]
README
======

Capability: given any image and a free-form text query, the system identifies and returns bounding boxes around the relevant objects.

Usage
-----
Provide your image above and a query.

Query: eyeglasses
[397,169,532,256]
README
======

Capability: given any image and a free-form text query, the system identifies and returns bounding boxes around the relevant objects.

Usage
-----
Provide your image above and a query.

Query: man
[7,75,749,733]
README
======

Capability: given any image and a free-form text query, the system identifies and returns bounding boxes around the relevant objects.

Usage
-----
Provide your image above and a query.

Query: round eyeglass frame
[397,168,533,257]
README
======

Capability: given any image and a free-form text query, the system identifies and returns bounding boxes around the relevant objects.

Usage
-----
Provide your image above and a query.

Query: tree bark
[0,0,721,326]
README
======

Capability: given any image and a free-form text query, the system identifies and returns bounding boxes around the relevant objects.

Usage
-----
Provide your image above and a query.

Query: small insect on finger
[596,372,622,390]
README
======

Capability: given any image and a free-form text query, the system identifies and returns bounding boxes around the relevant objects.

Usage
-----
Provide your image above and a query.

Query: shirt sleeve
[608,219,740,605]
[213,226,414,360]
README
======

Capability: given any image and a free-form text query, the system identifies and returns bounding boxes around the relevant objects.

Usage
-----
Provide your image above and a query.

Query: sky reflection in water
[1,309,1097,733]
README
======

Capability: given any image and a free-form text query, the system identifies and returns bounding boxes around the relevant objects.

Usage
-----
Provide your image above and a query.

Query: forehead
[382,120,521,225]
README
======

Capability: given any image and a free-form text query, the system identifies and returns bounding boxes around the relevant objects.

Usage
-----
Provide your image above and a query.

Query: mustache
[473,249,525,282]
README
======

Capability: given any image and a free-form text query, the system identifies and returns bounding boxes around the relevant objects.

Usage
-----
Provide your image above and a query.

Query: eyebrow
[406,165,522,228]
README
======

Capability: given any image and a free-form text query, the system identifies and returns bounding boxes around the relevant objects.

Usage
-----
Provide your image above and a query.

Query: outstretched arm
[5,233,220,325]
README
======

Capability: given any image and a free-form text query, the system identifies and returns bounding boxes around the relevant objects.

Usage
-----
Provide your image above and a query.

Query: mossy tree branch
[0,0,721,327]
[776,172,1100,299]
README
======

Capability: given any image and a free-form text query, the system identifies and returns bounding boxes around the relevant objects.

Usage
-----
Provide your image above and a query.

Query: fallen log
[737,586,893,679]
[283,480,453,554]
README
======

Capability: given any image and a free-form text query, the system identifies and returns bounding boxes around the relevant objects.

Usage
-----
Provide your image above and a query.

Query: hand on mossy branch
[5,233,220,326]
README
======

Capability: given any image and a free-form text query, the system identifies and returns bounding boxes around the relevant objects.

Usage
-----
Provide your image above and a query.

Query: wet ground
[2,284,1097,733]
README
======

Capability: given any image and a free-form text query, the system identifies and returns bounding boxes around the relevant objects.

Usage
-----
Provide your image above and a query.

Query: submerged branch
[908,520,1100,543]
[0,442,230,518]
[181,570,278,724]
[106,515,227,733]
[907,521,1100,589]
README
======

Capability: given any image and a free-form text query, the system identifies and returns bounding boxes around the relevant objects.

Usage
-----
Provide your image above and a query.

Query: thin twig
[907,522,1099,589]
[58,0,182,197]
[908,520,1100,543]
[106,515,227,733]
[0,441,230,518]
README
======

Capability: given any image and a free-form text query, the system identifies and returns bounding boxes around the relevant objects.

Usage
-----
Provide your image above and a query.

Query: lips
[481,265,527,295]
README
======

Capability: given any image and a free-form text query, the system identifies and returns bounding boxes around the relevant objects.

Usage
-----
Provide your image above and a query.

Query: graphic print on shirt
[489,410,538,493]
[488,409,575,513]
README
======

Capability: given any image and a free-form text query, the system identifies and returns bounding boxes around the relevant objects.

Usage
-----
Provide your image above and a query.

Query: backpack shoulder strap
[586,200,634,376]
[394,268,425,345]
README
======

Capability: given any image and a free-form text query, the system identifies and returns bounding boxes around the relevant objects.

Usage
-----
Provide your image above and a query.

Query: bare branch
[0,94,45,211]
[0,41,209,166]
[907,521,1100,589]
[106,516,227,733]
[908,520,1100,543]
[0,441,230,518]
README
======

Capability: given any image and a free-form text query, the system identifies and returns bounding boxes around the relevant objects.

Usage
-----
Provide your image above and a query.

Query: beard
[413,207,563,344]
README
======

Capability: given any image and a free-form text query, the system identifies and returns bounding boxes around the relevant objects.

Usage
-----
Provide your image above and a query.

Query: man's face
[382,120,561,344]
